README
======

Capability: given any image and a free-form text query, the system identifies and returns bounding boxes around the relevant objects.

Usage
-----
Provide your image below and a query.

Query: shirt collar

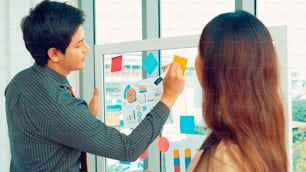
[32,63,71,87]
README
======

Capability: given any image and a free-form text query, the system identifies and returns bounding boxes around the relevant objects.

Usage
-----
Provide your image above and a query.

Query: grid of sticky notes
[110,53,188,76]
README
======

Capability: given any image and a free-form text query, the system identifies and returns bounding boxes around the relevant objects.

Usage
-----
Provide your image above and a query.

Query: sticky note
[180,115,195,134]
[143,52,159,75]
[158,136,170,152]
[173,55,188,75]
[111,55,122,72]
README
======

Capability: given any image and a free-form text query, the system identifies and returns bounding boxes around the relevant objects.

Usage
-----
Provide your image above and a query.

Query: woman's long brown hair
[199,11,288,172]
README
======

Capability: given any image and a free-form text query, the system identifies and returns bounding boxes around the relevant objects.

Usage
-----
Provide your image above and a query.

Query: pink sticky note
[144,169,153,172]
[158,137,170,152]
[111,55,122,72]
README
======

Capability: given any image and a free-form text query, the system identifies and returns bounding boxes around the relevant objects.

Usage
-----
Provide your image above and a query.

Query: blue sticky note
[180,116,195,134]
[142,52,159,75]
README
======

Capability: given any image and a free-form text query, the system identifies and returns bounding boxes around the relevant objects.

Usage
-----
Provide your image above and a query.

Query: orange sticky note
[173,55,188,75]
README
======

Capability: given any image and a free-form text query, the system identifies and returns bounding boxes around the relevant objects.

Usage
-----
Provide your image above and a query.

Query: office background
[1,0,306,171]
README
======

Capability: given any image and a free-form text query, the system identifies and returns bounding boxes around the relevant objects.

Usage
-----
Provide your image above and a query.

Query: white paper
[121,77,173,128]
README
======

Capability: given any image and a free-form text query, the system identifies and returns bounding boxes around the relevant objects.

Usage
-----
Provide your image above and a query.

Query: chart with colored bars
[173,148,192,172]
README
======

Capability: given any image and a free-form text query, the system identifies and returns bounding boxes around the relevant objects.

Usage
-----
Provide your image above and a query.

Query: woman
[188,10,288,172]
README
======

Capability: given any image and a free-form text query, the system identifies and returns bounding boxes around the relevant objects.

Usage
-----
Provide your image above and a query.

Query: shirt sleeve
[48,97,169,162]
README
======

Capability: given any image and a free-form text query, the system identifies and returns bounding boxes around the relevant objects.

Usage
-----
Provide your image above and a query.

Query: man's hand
[89,88,99,116]
[160,62,185,109]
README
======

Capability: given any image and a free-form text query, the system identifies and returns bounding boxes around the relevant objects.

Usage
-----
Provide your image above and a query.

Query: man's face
[56,26,90,75]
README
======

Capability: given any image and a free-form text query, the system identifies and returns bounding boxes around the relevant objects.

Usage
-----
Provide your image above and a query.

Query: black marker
[154,69,169,85]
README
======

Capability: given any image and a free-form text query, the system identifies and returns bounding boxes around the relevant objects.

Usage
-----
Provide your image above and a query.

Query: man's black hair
[21,0,85,66]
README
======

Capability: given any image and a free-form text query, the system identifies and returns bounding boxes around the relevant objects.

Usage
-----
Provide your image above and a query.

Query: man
[5,0,185,171]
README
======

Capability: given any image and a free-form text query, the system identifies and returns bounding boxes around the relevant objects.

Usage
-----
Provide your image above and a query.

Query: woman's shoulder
[212,140,244,171]
[187,140,243,172]
[215,140,241,159]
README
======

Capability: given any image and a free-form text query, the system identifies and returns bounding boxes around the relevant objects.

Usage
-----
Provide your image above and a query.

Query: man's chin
[72,66,85,71]
[78,62,86,70]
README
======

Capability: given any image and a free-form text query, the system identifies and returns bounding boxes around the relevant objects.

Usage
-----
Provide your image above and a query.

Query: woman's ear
[47,48,60,63]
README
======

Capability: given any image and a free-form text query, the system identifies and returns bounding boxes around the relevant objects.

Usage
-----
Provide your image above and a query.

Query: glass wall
[93,0,300,171]
[100,53,145,172]
[160,48,204,172]
[257,1,306,171]
[94,35,201,171]
[159,1,235,169]
[160,0,234,37]
[95,0,142,44]
[95,27,290,172]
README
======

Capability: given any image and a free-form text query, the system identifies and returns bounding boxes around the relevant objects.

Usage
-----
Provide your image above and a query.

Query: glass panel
[160,0,235,37]
[102,52,145,172]
[95,0,142,44]
[291,75,306,172]
[257,1,306,171]
[160,48,206,172]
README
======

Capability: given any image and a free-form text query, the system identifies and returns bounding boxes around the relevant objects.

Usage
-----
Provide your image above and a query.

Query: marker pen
[154,68,169,85]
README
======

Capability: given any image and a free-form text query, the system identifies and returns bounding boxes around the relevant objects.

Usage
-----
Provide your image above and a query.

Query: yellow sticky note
[173,55,188,75]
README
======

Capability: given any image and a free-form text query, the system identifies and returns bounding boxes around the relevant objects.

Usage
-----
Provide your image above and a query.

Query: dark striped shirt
[5,64,169,172]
